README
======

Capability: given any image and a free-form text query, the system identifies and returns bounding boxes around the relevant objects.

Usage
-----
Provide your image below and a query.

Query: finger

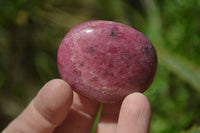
[96,102,122,133]
[55,92,101,133]
[72,92,101,117]
[2,79,73,133]
[117,93,151,133]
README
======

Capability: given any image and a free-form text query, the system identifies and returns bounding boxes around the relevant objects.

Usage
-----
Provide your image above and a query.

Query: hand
[2,79,151,133]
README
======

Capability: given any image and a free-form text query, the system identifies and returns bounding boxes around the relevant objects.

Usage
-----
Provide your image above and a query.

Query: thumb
[2,79,73,133]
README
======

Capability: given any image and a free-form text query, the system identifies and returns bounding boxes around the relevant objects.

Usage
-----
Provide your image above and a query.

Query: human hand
[2,79,151,133]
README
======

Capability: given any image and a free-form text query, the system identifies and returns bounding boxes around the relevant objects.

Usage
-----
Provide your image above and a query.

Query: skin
[2,79,151,133]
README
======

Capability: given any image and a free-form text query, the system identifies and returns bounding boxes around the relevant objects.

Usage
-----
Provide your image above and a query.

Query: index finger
[3,79,73,133]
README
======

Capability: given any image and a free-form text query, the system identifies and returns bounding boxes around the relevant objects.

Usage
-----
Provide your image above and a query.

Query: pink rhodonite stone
[57,20,157,103]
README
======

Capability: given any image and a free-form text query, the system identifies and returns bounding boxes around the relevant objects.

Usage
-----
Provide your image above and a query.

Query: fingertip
[42,79,72,93]
[122,92,151,114]
[34,79,73,125]
[117,92,151,133]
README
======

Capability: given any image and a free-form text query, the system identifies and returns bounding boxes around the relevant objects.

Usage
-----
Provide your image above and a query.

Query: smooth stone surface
[57,20,157,103]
